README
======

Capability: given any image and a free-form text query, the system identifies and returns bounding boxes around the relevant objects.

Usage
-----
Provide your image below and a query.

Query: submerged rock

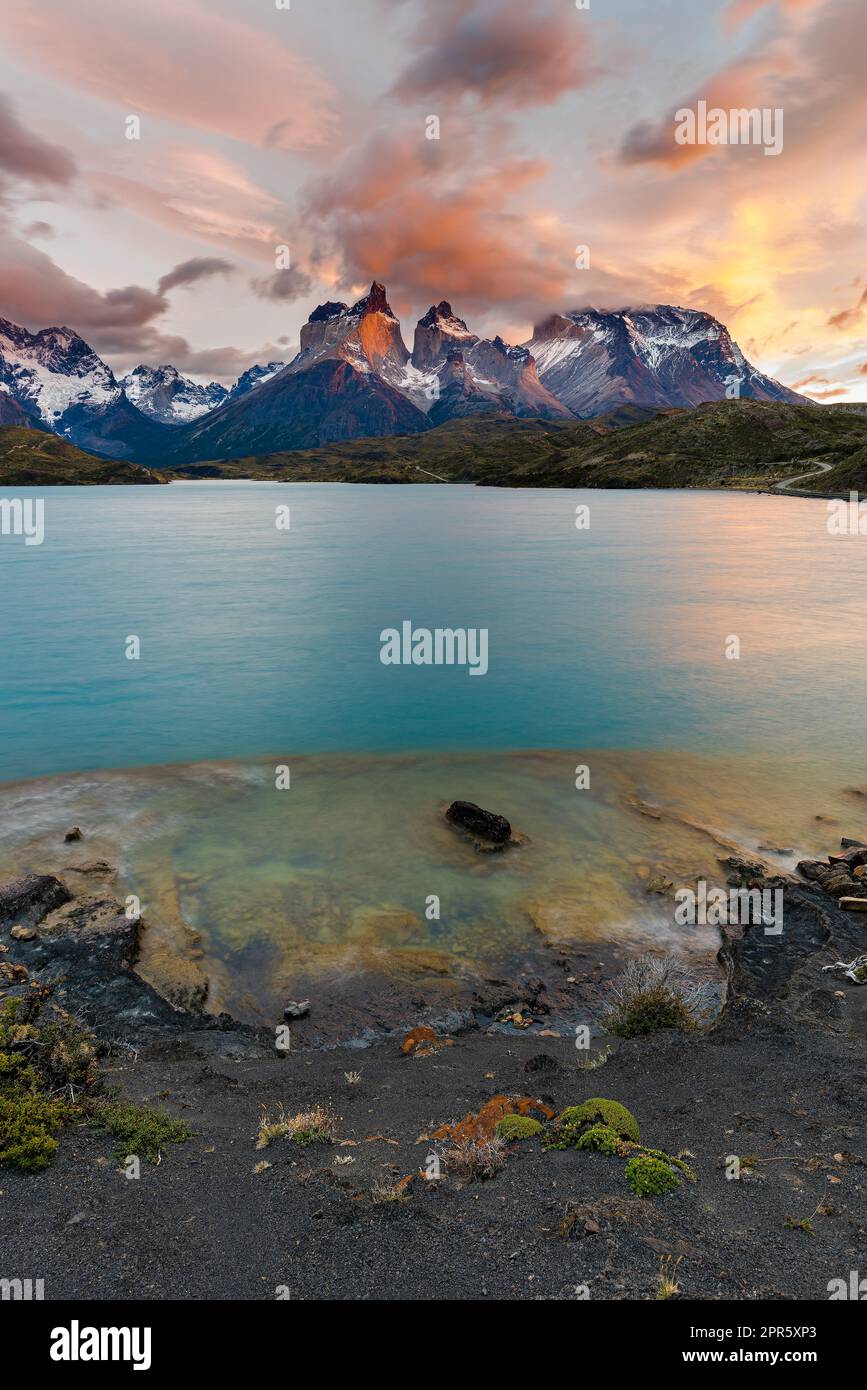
[445,800,511,848]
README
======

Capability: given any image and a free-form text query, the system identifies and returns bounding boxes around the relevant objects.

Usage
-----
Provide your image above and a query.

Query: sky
[0,0,864,398]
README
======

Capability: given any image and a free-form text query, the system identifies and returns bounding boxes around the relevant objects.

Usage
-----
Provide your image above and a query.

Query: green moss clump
[635,1146,696,1182]
[548,1098,640,1149]
[625,1154,681,1197]
[86,1102,190,1163]
[496,1115,543,1141]
[576,1123,622,1155]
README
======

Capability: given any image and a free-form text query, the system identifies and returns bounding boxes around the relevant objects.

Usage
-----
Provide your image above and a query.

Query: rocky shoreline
[1,822,866,1301]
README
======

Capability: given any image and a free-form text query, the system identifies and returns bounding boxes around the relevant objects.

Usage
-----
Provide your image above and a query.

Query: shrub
[0,1092,68,1171]
[548,1098,640,1149]
[85,1101,190,1163]
[605,955,712,1038]
[576,1123,623,1155]
[496,1115,543,1141]
[626,1154,681,1197]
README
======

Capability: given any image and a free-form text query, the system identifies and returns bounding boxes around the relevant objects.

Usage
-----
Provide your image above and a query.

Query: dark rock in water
[0,874,70,930]
[64,826,83,842]
[841,838,867,849]
[284,1000,310,1021]
[446,800,511,847]
[829,847,867,868]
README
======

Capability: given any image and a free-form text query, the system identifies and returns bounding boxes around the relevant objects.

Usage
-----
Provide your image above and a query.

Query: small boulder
[283,1000,310,1021]
[10,925,36,941]
[445,800,511,848]
[64,827,83,842]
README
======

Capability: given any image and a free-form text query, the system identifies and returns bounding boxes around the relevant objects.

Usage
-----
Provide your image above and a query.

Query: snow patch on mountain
[0,318,120,425]
[120,365,227,425]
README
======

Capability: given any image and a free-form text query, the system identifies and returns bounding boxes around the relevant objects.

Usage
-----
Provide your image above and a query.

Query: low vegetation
[0,987,189,1171]
[605,955,712,1039]
[442,1134,508,1181]
[86,1100,190,1163]
[495,1114,543,1141]
[255,1103,337,1149]
[547,1098,641,1149]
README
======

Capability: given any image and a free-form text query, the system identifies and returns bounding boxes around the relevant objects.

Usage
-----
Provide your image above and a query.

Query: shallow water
[1,746,863,1023]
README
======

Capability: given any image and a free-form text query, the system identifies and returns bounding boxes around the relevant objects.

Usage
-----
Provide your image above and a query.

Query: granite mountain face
[526,306,806,417]
[0,293,808,464]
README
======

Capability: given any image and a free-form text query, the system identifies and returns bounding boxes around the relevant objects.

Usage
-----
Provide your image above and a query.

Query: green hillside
[168,399,867,493]
[0,426,167,485]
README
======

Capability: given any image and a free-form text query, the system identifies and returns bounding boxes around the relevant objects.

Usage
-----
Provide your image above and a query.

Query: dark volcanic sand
[1,868,866,1302]
[1,1012,865,1301]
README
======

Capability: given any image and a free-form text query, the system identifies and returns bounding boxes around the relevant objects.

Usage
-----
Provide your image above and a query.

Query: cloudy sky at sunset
[0,0,864,399]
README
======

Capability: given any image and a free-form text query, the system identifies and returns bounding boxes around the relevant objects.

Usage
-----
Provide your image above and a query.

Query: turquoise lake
[2,481,866,1024]
[1,482,866,782]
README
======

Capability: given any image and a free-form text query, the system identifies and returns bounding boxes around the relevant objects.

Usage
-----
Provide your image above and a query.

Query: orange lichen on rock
[401,1025,439,1056]
[432,1094,554,1144]
[401,1025,455,1057]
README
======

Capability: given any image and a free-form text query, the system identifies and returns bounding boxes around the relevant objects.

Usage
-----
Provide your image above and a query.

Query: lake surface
[2,482,866,781]
[2,482,865,1027]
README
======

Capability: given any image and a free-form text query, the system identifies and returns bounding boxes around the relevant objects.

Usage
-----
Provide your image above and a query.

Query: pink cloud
[3,0,339,150]
[0,94,76,189]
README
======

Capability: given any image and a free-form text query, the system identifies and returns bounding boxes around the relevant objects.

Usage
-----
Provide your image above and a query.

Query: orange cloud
[828,289,867,331]
[303,129,568,317]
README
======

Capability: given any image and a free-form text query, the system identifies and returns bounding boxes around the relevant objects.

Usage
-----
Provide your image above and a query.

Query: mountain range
[0,287,808,465]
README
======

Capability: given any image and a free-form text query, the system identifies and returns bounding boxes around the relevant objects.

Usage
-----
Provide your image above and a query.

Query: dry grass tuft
[441,1134,507,1181]
[255,1103,336,1150]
